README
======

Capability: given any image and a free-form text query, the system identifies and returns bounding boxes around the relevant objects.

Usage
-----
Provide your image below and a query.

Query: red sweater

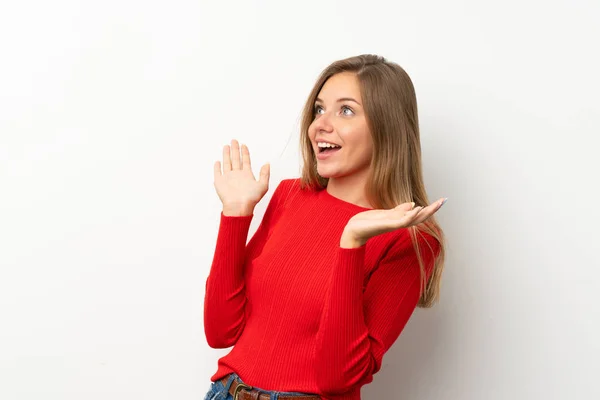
[204,178,439,400]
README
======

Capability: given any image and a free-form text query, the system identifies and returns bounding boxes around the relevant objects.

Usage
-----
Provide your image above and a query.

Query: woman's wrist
[223,206,254,217]
[340,229,366,249]
[222,204,255,217]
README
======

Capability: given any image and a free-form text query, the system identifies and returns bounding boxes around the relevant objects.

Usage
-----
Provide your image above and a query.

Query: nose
[313,110,334,134]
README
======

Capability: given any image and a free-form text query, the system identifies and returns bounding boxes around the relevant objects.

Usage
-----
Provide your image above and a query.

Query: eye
[313,104,355,117]
[341,105,354,116]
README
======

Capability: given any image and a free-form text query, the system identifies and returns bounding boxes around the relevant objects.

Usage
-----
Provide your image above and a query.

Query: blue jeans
[204,373,316,400]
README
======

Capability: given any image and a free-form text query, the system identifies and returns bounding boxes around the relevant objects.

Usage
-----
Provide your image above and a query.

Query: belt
[219,375,320,400]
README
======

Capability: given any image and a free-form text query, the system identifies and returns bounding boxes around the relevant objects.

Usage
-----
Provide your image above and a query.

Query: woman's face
[308,72,373,180]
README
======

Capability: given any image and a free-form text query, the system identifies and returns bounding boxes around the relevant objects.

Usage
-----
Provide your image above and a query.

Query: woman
[203,54,447,400]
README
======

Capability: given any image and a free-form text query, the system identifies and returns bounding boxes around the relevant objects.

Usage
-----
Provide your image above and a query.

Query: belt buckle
[233,382,253,400]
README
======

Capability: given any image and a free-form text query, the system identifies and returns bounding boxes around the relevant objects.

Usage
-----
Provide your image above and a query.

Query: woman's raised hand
[214,139,270,216]
[340,199,447,247]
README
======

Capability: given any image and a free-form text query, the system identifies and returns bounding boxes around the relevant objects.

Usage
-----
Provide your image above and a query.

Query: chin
[316,168,331,178]
[316,166,340,179]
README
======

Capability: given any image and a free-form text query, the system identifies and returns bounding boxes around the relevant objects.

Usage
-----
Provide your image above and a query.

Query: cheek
[307,123,316,139]
[355,142,373,162]
[344,130,372,161]
[340,124,371,148]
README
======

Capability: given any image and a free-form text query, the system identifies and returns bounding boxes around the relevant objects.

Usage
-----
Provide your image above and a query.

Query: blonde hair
[299,54,446,307]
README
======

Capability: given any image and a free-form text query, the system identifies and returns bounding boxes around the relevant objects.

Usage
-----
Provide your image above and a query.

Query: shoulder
[377,228,440,270]
[276,177,300,189]
[271,177,304,204]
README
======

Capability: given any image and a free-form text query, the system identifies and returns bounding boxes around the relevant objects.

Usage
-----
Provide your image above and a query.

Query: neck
[326,169,373,209]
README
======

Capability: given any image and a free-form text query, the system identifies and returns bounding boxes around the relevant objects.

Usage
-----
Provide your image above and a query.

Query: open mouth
[318,145,341,153]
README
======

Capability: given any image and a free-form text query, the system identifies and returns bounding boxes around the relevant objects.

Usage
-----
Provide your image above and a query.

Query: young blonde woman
[203,54,446,400]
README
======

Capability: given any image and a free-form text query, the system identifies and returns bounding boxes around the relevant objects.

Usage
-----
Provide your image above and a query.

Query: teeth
[317,142,341,148]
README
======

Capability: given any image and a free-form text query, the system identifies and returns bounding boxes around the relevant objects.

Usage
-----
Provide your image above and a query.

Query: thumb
[258,163,270,186]
[395,201,416,211]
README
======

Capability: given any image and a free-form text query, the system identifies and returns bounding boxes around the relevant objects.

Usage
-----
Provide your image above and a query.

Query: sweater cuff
[335,245,366,283]
[219,211,253,230]
[216,212,254,247]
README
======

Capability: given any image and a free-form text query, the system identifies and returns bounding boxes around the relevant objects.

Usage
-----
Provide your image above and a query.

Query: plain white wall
[1,1,598,399]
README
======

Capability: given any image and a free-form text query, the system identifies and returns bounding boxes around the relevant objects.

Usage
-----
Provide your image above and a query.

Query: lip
[316,147,341,160]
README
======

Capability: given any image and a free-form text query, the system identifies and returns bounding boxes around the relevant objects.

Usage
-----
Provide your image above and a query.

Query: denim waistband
[215,372,315,399]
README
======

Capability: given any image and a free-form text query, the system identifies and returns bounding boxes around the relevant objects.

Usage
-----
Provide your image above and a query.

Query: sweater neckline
[320,187,374,211]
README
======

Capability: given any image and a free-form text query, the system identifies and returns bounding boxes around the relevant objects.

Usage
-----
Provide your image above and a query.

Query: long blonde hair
[299,54,446,307]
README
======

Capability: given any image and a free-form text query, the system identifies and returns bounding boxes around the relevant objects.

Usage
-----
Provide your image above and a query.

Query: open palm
[345,199,446,242]
[213,139,270,209]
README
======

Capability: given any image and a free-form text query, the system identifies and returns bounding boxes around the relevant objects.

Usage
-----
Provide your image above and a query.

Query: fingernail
[439,198,448,208]
[410,202,415,209]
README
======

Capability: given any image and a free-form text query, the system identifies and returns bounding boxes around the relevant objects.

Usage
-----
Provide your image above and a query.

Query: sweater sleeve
[314,229,440,395]
[203,180,288,349]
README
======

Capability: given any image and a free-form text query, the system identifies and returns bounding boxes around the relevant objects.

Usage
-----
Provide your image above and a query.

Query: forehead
[317,72,361,101]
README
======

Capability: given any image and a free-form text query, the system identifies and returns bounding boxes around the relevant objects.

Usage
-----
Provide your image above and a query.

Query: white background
[1,1,599,399]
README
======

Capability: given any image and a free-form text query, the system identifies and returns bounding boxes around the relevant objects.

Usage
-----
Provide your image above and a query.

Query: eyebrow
[315,97,362,106]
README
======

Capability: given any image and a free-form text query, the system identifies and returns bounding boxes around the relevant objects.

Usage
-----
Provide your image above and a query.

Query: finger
[258,163,270,186]
[413,200,443,225]
[396,198,445,227]
[223,145,231,172]
[402,205,426,224]
[392,202,418,219]
[436,197,447,209]
[241,144,251,170]
[420,198,446,216]
[394,201,416,211]
[213,161,222,180]
[409,206,425,218]
[231,139,241,170]
[383,206,421,230]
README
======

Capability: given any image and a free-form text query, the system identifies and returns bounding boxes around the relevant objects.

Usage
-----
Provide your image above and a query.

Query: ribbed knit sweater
[204,178,439,400]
